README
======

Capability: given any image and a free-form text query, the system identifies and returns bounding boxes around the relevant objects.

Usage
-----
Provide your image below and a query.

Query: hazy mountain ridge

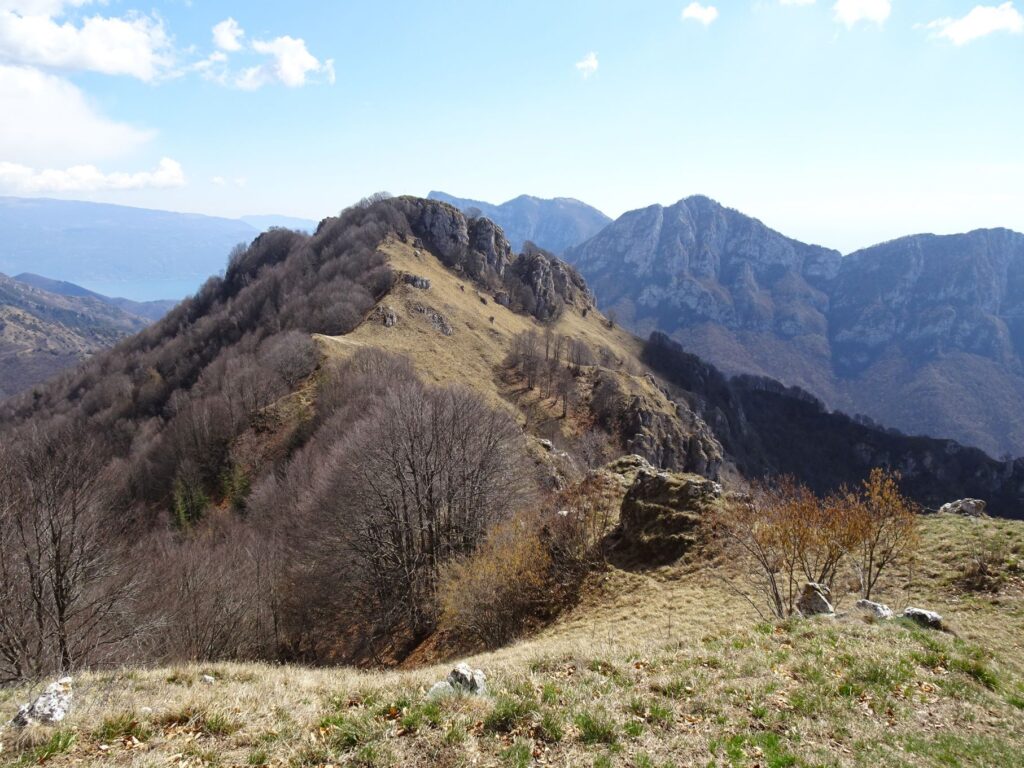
[13,273,177,322]
[0,197,262,300]
[0,272,149,398]
[428,191,611,254]
[565,197,1024,457]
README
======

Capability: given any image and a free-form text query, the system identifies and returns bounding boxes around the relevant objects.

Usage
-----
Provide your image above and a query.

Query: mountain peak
[427,191,611,254]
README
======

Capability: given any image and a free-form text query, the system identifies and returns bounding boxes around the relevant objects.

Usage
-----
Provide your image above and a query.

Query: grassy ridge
[1,512,1021,767]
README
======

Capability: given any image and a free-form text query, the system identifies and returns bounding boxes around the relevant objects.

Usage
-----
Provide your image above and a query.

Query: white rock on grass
[856,599,894,619]
[903,607,944,630]
[428,663,487,699]
[939,498,987,517]
[9,677,73,727]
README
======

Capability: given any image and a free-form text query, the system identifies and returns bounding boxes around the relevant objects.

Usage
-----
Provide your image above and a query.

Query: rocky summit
[565,198,1024,458]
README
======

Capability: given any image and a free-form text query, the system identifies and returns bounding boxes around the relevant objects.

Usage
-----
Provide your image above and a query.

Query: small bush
[438,514,553,648]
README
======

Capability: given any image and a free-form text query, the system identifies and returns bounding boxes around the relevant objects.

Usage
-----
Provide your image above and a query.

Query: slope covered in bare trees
[1,195,1022,686]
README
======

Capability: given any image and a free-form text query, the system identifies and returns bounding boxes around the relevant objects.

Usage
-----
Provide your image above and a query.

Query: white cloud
[833,0,891,27]
[682,2,719,25]
[0,156,185,193]
[212,17,244,52]
[575,51,598,78]
[780,0,816,6]
[926,3,1023,45]
[235,35,334,90]
[0,1,92,13]
[211,175,226,186]
[0,64,153,166]
[0,7,172,81]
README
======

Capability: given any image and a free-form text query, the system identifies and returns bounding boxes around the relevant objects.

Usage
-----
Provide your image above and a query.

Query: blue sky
[0,0,1022,252]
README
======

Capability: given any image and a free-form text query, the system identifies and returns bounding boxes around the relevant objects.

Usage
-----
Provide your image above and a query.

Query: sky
[0,0,1022,253]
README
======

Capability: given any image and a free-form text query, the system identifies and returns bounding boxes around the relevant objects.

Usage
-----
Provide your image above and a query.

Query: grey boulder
[939,498,987,517]
[902,607,944,630]
[796,583,834,616]
[856,599,894,619]
[9,677,73,727]
[429,663,487,699]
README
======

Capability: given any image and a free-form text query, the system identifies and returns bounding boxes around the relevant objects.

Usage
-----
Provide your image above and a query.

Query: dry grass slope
[2,512,1022,768]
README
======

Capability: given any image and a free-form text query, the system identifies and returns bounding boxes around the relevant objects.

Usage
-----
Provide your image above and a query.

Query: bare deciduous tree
[0,424,136,680]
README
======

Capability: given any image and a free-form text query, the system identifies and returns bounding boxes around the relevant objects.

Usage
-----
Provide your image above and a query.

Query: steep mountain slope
[13,272,177,321]
[0,272,148,398]
[0,197,259,300]
[566,197,1024,457]
[831,230,1024,456]
[428,191,611,254]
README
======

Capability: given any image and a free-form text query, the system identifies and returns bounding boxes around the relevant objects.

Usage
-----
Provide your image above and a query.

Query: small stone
[538,439,554,452]
[903,607,944,630]
[856,599,894,620]
[201,675,216,685]
[796,583,834,617]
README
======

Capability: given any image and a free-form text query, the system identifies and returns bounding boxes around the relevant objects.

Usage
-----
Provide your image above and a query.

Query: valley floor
[2,513,1022,768]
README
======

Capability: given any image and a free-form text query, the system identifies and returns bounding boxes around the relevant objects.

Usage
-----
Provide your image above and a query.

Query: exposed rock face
[797,583,834,616]
[903,607,944,630]
[428,191,611,255]
[567,200,1024,456]
[507,246,594,321]
[831,230,1024,376]
[565,195,840,340]
[399,198,589,323]
[403,274,431,289]
[372,305,398,327]
[409,302,453,336]
[856,599,894,620]
[614,468,721,564]
[9,677,73,727]
[939,498,987,517]
[592,369,723,480]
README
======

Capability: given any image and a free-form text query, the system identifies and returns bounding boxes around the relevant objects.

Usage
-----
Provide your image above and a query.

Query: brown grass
[1,511,1021,767]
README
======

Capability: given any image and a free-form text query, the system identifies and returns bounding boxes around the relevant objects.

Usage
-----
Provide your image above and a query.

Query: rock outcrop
[428,191,611,255]
[591,368,723,480]
[613,468,721,564]
[398,197,592,323]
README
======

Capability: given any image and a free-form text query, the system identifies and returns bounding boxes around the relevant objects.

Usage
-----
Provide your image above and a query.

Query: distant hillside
[428,191,611,254]
[0,197,260,300]
[0,272,149,399]
[13,273,177,321]
[566,197,1024,457]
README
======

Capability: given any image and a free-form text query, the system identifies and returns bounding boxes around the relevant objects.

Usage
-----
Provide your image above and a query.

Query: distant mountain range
[0,198,319,301]
[564,196,1024,458]
[428,191,611,254]
[0,271,170,399]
